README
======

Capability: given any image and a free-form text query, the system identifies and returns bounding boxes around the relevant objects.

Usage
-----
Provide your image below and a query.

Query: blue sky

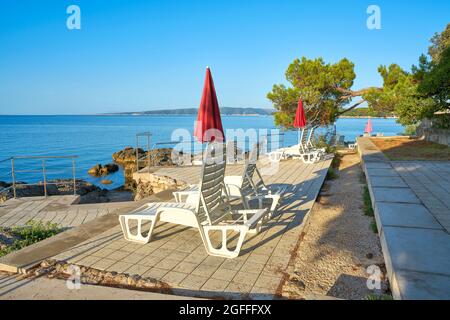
[0,0,449,115]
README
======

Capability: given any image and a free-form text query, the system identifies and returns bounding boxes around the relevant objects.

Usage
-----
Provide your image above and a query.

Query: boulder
[112,147,145,165]
[112,147,179,190]
[134,174,186,201]
[88,163,119,177]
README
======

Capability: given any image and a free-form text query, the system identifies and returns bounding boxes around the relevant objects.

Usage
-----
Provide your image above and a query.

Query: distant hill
[340,107,397,118]
[107,107,274,116]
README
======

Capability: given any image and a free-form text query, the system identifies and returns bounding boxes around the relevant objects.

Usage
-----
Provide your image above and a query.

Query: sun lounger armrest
[234,209,268,229]
[156,207,194,215]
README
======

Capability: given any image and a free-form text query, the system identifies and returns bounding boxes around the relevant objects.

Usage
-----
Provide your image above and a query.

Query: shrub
[403,124,417,136]
[326,167,338,180]
[0,221,61,258]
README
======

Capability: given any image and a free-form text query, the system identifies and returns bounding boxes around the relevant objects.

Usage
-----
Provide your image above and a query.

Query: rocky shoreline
[0,179,133,204]
[0,147,186,204]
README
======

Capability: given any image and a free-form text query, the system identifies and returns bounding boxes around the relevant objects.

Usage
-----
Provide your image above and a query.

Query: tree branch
[334,86,381,99]
[338,100,366,115]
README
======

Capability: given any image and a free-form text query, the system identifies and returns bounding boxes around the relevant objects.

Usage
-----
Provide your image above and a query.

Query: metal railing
[0,155,78,199]
[134,131,286,171]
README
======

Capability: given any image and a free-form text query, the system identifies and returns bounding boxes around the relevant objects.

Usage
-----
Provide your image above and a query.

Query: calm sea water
[0,115,404,189]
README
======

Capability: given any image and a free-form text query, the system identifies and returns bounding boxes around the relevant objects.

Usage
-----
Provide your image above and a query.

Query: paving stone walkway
[391,161,450,232]
[358,137,450,300]
[0,196,134,229]
[0,272,197,300]
[51,158,332,299]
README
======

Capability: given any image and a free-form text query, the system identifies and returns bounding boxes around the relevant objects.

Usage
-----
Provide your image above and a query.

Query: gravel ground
[282,151,390,300]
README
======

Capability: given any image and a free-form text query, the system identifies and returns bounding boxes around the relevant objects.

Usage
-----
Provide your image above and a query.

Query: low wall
[417,119,450,146]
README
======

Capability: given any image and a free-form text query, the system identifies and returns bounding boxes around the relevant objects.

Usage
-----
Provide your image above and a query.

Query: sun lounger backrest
[197,142,231,224]
[307,127,316,148]
[240,141,269,196]
[239,143,258,196]
[299,128,309,153]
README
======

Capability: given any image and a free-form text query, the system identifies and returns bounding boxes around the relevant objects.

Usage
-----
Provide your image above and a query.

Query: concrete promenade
[357,137,450,300]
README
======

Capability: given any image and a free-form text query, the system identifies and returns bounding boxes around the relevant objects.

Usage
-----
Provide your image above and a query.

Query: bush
[403,124,417,136]
[0,221,61,258]
[326,167,338,180]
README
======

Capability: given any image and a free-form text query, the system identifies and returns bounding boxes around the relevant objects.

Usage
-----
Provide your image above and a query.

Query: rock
[101,179,113,185]
[134,174,186,201]
[284,276,306,297]
[0,229,18,247]
[112,147,182,190]
[88,164,102,176]
[88,163,119,177]
[112,147,145,165]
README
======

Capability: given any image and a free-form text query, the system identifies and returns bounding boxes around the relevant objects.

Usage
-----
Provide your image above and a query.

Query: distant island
[105,107,275,116]
[340,107,397,118]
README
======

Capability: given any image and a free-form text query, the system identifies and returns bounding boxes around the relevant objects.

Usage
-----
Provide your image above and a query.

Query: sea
[0,115,404,189]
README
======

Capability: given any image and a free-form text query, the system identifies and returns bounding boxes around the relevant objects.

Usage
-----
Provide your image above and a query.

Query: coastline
[339,116,399,119]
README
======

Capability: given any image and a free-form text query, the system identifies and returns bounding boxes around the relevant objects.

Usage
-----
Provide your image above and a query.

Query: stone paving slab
[382,226,450,276]
[375,202,442,230]
[0,272,200,300]
[369,176,408,188]
[391,161,450,233]
[393,270,450,300]
[372,187,422,204]
[50,158,333,299]
[367,168,400,177]
[365,162,392,169]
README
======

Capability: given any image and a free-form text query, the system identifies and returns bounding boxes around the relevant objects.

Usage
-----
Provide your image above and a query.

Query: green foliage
[364,64,436,126]
[370,220,379,234]
[418,46,450,111]
[268,24,449,129]
[403,124,417,136]
[363,185,374,217]
[341,107,392,118]
[429,23,450,63]
[0,221,61,258]
[267,57,357,128]
[326,167,338,180]
[431,114,450,129]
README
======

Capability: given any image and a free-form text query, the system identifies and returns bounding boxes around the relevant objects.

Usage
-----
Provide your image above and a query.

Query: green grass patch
[370,220,379,234]
[326,167,338,180]
[330,152,342,169]
[0,220,61,258]
[363,185,374,217]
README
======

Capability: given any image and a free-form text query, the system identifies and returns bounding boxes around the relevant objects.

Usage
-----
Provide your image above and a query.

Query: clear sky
[0,0,449,115]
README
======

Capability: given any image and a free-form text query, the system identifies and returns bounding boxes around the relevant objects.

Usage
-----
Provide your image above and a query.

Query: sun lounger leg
[119,213,160,244]
[200,226,248,259]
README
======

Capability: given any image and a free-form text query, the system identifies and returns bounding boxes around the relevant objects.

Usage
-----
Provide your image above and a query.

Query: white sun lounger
[283,128,322,164]
[119,142,269,259]
[173,143,286,216]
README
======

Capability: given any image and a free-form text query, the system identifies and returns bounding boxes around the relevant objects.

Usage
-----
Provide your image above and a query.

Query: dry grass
[370,137,450,161]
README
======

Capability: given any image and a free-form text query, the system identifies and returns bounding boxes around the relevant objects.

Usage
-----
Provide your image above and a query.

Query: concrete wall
[417,118,450,146]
